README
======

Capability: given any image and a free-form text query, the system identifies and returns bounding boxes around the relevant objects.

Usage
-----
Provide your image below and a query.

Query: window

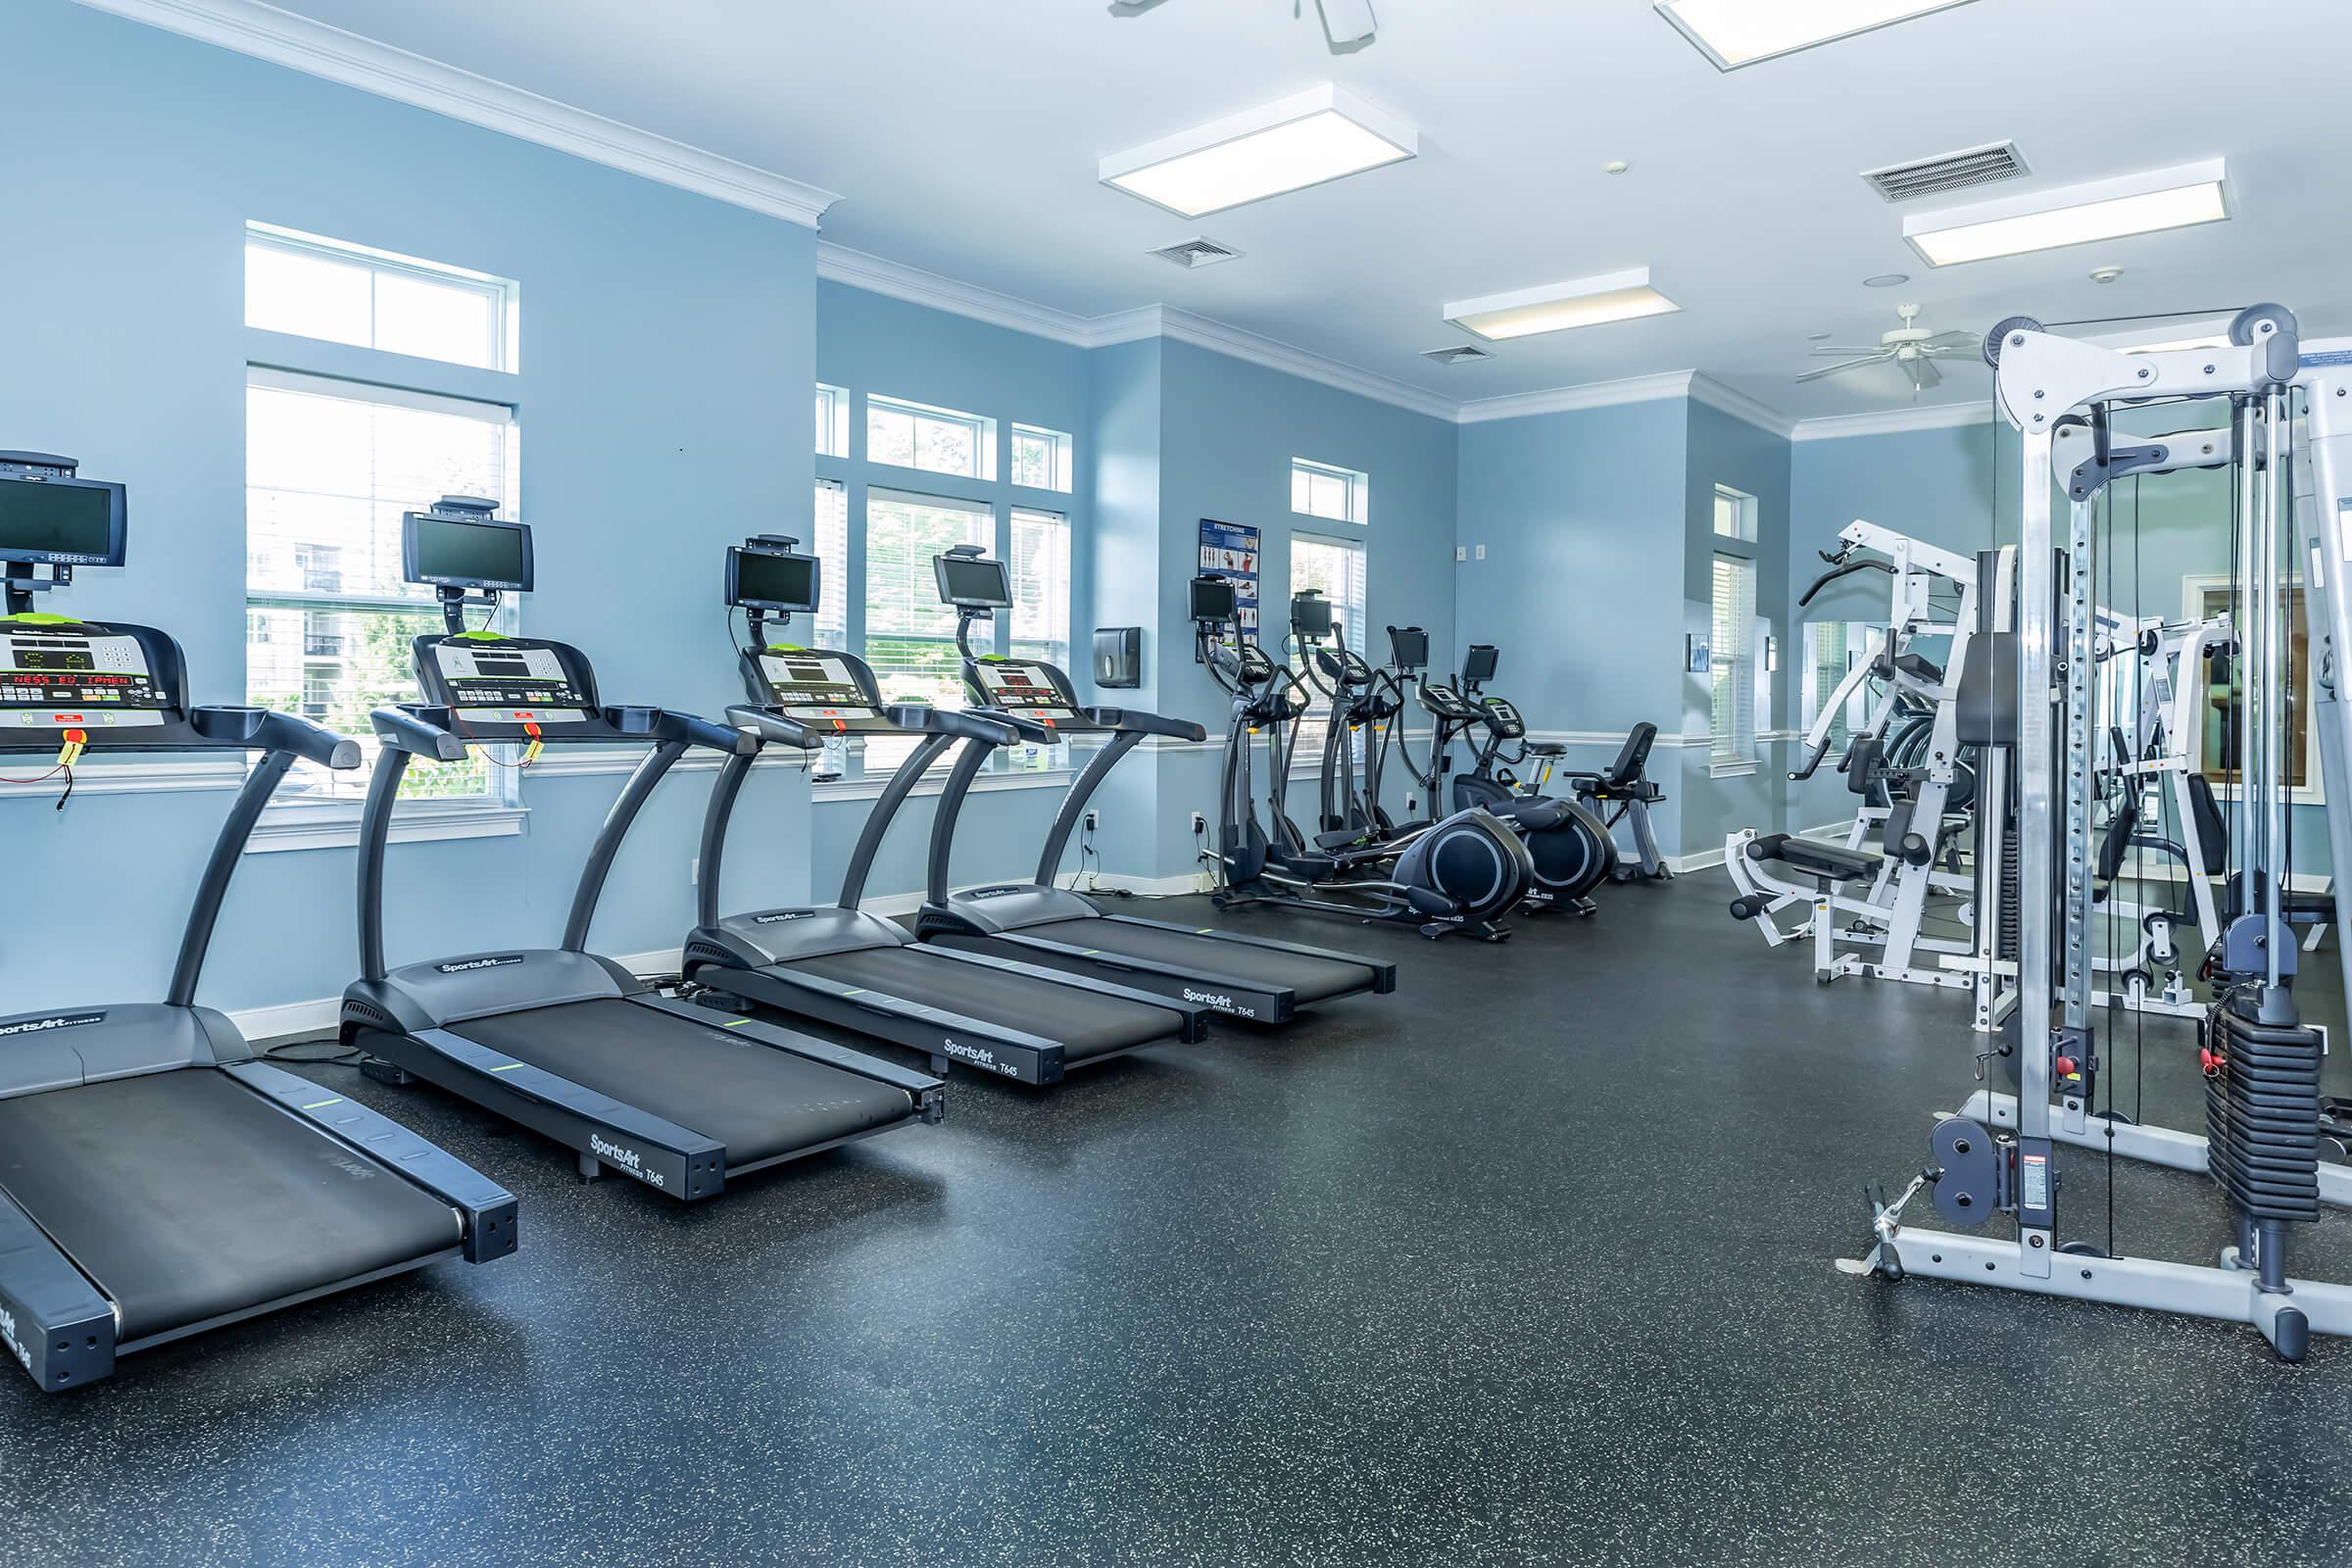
[1806,620,1857,754]
[245,368,517,802]
[867,395,996,480]
[1011,424,1073,492]
[1291,458,1369,525]
[809,479,851,650]
[1713,484,1756,542]
[814,384,850,458]
[862,490,993,771]
[1007,508,1071,670]
[1710,554,1757,770]
[245,223,515,372]
[1289,534,1367,734]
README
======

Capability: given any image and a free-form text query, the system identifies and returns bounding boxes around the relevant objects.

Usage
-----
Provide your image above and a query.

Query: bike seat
[1524,741,1566,758]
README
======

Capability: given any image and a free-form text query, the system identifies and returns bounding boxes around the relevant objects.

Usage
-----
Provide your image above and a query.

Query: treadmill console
[1479,697,1529,739]
[749,645,894,734]
[416,634,596,730]
[0,620,172,732]
[971,657,1092,731]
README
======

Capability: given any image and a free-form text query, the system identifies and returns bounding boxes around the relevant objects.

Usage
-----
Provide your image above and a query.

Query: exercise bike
[1446,643,1620,909]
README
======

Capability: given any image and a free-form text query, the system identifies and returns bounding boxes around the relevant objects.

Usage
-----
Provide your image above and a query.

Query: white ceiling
[156,0,2352,421]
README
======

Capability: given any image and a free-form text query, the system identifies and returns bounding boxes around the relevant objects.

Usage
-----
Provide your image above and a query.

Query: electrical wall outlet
[1475,544,1487,560]
[1191,812,1206,833]
[1084,809,1100,831]
[1455,545,1466,562]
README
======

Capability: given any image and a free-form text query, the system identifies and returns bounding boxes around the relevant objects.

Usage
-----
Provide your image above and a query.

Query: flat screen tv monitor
[0,471,127,566]
[1188,575,1238,622]
[1388,625,1428,671]
[404,511,533,592]
[935,553,1011,608]
[1291,592,1333,639]
[1463,644,1498,682]
[727,545,819,612]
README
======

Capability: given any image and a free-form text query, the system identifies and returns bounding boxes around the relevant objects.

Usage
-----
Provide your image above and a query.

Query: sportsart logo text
[589,1133,665,1190]
[0,1306,29,1372]
[940,1038,1016,1077]
[0,1012,104,1038]
[436,956,523,975]
[970,886,1023,900]
[1182,989,1253,1018]
[754,909,817,925]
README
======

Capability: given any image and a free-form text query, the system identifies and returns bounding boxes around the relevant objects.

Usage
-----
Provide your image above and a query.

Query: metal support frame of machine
[1846,304,2352,1360]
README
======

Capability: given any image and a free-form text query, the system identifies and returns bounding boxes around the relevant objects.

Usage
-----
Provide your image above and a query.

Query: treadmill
[340,501,944,1200]
[915,555,1396,1023]
[682,533,1209,1086]
[0,454,514,1393]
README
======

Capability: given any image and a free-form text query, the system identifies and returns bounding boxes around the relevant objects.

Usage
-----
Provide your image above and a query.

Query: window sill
[248,799,527,854]
[1709,759,1761,779]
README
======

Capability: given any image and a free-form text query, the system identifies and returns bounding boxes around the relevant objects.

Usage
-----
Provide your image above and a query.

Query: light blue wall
[1,0,817,1016]
[1454,398,1693,848]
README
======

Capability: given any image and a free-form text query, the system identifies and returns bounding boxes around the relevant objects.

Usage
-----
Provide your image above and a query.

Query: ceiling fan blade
[1796,356,1890,383]
[1907,356,1944,391]
[1923,330,1980,348]
[1809,346,1889,357]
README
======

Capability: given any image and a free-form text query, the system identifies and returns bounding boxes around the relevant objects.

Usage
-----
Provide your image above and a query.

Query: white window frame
[2182,572,2325,806]
[1010,423,1074,493]
[1713,483,1757,543]
[244,221,518,373]
[815,383,851,458]
[808,477,851,651]
[867,394,998,481]
[1291,458,1369,526]
[243,367,524,845]
[1288,532,1369,745]
[1710,552,1759,776]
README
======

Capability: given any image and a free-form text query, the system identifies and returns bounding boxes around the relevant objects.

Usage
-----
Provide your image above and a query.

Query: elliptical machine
[1197,578,1534,942]
[1447,645,1620,910]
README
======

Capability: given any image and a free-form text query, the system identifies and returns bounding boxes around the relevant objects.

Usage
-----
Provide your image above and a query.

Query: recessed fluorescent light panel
[1904,159,2230,267]
[1099,84,1416,219]
[1656,0,1979,70]
[1443,269,1681,342]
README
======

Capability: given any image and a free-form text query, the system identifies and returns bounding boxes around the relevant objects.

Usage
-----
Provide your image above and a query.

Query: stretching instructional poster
[1198,517,1261,642]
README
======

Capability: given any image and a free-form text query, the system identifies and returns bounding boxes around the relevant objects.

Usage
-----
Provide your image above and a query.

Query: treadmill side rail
[912,945,1214,1043]
[0,1186,116,1392]
[630,993,946,1112]
[221,1061,521,1261]
[921,928,1296,1023]
[352,1023,728,1200]
[691,961,1069,1085]
[1099,913,1400,995]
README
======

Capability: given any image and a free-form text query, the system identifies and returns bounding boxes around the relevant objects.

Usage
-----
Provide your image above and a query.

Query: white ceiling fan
[1107,0,1377,50]
[1798,304,1982,397]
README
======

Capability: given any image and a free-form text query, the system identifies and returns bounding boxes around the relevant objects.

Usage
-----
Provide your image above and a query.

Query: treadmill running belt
[1015,918,1377,1004]
[449,998,913,1167]
[786,946,1178,1062]
[0,1070,463,1344]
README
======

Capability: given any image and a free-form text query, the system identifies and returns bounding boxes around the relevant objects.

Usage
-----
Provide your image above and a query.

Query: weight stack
[2203,992,2325,1224]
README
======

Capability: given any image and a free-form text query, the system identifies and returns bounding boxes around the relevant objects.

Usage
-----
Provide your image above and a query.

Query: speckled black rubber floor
[5,882,2350,1567]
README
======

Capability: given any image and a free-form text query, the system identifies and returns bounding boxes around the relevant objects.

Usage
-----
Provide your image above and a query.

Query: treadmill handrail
[370,703,467,762]
[729,706,820,750]
[885,704,1018,745]
[1085,707,1206,742]
[609,707,758,756]
[186,707,362,770]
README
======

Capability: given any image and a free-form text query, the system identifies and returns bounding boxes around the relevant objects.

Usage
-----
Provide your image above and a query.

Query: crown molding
[1689,374,1798,439]
[1152,307,1460,422]
[1788,400,1995,442]
[74,0,842,228]
[814,242,1100,346]
[1454,371,1696,424]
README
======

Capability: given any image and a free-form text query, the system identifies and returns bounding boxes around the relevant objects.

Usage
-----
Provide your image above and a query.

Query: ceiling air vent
[1421,344,1494,366]
[1862,140,2029,203]
[1149,236,1243,269]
